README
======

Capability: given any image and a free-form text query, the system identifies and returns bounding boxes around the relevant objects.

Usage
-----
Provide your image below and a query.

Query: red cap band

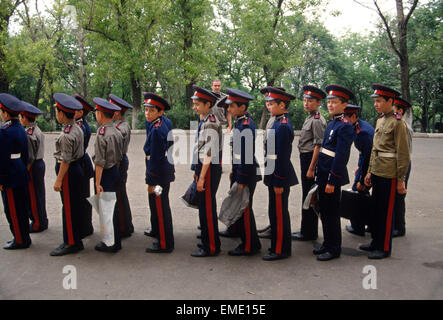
[145,99,164,110]
[329,90,349,101]
[194,91,215,102]
[268,92,290,102]
[95,104,114,114]
[305,91,322,99]
[374,89,396,98]
[110,99,126,113]
[394,99,409,108]
[56,102,75,114]
[228,95,249,103]
[21,111,38,119]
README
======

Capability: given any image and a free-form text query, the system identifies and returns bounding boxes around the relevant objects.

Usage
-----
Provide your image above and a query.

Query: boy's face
[145,106,163,123]
[95,110,104,125]
[303,98,321,113]
[373,96,393,114]
[268,100,286,117]
[192,99,211,116]
[19,114,27,126]
[327,97,347,115]
[0,109,8,121]
[227,102,245,118]
[74,109,84,120]
[55,108,65,124]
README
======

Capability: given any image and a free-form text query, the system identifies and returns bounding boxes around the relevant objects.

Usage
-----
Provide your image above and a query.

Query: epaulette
[64,124,73,134]
[98,126,106,136]
[209,115,216,123]
[1,121,12,130]
[242,117,250,126]
[279,116,288,124]
[393,112,402,120]
[154,120,163,128]
[27,127,35,135]
[314,112,320,119]
[378,114,384,119]
[340,117,349,123]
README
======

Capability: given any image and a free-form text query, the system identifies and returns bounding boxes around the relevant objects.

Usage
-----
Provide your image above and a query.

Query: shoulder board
[340,117,349,123]
[378,114,384,119]
[279,116,288,124]
[27,127,35,135]
[209,115,216,123]
[64,125,72,134]
[393,112,402,120]
[242,118,250,126]
[1,122,12,130]
[98,126,106,136]
[314,112,320,119]
[154,120,163,128]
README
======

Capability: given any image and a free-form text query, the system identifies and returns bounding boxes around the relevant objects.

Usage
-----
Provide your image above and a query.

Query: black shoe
[262,253,289,261]
[146,242,173,253]
[392,230,405,238]
[196,234,202,239]
[4,240,31,250]
[368,250,390,259]
[144,229,156,238]
[50,243,83,256]
[228,246,260,256]
[29,224,48,233]
[317,252,340,261]
[291,232,317,241]
[120,232,132,239]
[94,242,120,253]
[191,248,220,257]
[197,225,202,230]
[345,225,365,237]
[359,243,376,252]
[313,245,327,255]
[219,230,239,238]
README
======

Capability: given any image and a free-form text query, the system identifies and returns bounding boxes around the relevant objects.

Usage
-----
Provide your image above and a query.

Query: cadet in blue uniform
[314,84,355,261]
[74,94,94,238]
[0,93,31,250]
[144,93,175,253]
[292,85,327,242]
[19,101,48,233]
[262,87,298,261]
[190,85,223,257]
[224,88,262,256]
[50,93,85,256]
[109,94,134,238]
[343,104,374,236]
[93,98,124,253]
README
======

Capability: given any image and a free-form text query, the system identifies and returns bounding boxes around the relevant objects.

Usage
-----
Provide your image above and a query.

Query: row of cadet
[0,81,412,261]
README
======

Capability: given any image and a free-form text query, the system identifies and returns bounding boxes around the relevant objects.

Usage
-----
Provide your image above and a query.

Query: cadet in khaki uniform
[19,101,48,233]
[109,94,134,238]
[50,93,85,256]
[93,98,124,253]
[362,84,410,259]
[292,85,327,242]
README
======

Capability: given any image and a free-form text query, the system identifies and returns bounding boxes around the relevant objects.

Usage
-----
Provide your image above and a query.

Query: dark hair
[275,99,290,109]
[60,109,75,119]
[195,98,214,108]
[101,111,114,119]
[24,115,36,123]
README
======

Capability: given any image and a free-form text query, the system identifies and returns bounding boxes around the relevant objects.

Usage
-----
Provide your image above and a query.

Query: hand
[364,173,372,187]
[325,184,335,194]
[238,184,245,190]
[197,178,205,192]
[229,171,233,182]
[54,180,62,192]
[0,185,3,191]
[356,182,366,192]
[226,125,232,133]
[148,185,155,194]
[397,181,407,195]
[273,187,284,195]
[96,184,104,196]
[306,168,315,179]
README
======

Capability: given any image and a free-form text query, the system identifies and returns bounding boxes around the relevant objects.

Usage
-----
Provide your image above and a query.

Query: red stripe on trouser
[6,189,23,244]
[155,195,166,249]
[28,171,40,230]
[384,179,397,252]
[244,205,251,253]
[275,193,283,255]
[117,189,125,233]
[62,173,75,245]
[205,169,216,254]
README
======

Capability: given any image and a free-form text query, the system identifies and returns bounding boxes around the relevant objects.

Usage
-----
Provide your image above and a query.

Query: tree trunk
[34,63,46,107]
[130,73,141,129]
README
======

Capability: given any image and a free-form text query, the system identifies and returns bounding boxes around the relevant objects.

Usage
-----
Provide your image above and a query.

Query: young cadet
[50,93,85,256]
[292,85,327,242]
[392,97,413,238]
[143,93,175,253]
[190,85,223,257]
[314,84,355,261]
[262,87,298,261]
[74,94,94,238]
[224,88,262,256]
[362,84,410,259]
[344,104,374,236]
[93,98,124,253]
[109,94,134,238]
[19,101,48,233]
[0,93,31,250]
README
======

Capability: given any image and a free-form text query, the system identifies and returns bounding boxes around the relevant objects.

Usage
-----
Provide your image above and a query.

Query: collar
[333,113,345,120]
[237,113,248,121]
[276,113,287,120]
[202,113,213,122]
[151,117,162,125]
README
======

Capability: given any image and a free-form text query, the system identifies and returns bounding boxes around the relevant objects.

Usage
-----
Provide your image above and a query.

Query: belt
[10,153,20,159]
[146,155,151,161]
[376,151,397,158]
[233,154,241,160]
[320,148,335,158]
[267,155,277,160]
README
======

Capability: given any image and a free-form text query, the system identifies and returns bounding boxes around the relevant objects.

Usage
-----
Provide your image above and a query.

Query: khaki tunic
[93,122,123,169]
[298,111,327,153]
[54,122,84,163]
[115,120,131,155]
[368,110,410,181]
[26,124,45,164]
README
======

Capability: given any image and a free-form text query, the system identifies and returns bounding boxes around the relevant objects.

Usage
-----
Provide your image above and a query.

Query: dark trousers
[56,162,84,246]
[80,153,93,238]
[148,183,174,250]
[229,179,261,253]
[299,152,318,238]
[394,162,411,234]
[198,164,222,254]
[99,166,121,248]
[115,155,134,236]
[268,186,292,256]
[2,185,31,245]
[28,159,48,231]
[369,174,398,253]
[318,185,342,256]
